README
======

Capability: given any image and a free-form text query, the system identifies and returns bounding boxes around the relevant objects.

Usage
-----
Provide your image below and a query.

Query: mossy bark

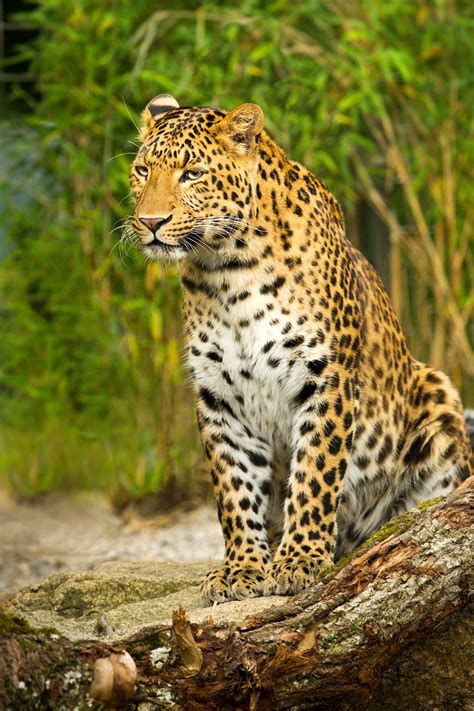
[0,614,93,710]
[1,480,472,710]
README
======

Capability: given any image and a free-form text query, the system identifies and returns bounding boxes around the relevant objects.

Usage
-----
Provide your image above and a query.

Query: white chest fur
[184,277,328,457]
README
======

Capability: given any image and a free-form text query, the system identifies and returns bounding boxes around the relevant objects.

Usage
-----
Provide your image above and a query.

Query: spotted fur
[129,96,473,602]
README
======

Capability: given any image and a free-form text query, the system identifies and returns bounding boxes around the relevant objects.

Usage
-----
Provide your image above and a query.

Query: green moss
[416,496,443,511]
[318,494,446,583]
[318,509,419,582]
[364,510,416,543]
[0,609,35,635]
[0,609,62,639]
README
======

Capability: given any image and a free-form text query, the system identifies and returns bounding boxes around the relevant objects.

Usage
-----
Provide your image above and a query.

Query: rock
[0,494,224,600]
[2,560,288,642]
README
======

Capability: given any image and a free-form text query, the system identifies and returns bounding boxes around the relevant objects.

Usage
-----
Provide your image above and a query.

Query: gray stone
[2,560,287,641]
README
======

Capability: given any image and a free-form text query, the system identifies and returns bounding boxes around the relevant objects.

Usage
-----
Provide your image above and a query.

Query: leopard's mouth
[141,228,205,260]
[145,236,177,249]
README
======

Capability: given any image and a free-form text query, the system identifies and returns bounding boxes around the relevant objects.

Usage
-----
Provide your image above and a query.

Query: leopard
[128,93,472,603]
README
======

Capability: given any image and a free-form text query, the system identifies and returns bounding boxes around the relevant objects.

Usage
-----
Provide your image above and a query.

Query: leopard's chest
[190,323,280,439]
[185,294,316,448]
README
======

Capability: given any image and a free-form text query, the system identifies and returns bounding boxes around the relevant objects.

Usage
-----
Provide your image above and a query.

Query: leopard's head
[129,94,264,262]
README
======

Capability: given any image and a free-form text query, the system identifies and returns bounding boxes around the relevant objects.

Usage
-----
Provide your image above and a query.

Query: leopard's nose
[139,215,172,234]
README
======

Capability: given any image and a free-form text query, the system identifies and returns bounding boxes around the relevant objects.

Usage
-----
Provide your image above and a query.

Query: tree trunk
[1,479,473,710]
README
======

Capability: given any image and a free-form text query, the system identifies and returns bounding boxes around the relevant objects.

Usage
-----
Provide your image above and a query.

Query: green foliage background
[1,1,473,498]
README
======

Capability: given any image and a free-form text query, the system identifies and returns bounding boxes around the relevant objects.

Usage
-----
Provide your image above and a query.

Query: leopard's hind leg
[387,363,471,518]
[335,363,471,558]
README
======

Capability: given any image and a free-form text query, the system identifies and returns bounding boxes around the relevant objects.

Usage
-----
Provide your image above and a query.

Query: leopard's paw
[228,566,266,600]
[200,564,267,603]
[263,555,322,596]
[200,565,230,604]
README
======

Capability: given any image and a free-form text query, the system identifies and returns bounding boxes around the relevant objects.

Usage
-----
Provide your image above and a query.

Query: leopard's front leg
[264,368,354,595]
[197,387,273,603]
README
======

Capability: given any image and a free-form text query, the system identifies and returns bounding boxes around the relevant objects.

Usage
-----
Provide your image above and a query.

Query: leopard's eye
[135,164,149,178]
[180,169,204,182]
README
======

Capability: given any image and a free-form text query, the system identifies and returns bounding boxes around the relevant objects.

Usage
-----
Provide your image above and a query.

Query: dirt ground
[0,490,224,600]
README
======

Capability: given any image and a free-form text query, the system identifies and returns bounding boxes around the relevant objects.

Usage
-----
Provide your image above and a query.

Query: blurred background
[1,0,473,507]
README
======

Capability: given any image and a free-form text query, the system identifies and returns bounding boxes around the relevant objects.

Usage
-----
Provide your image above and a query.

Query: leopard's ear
[140,94,180,139]
[216,103,264,155]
